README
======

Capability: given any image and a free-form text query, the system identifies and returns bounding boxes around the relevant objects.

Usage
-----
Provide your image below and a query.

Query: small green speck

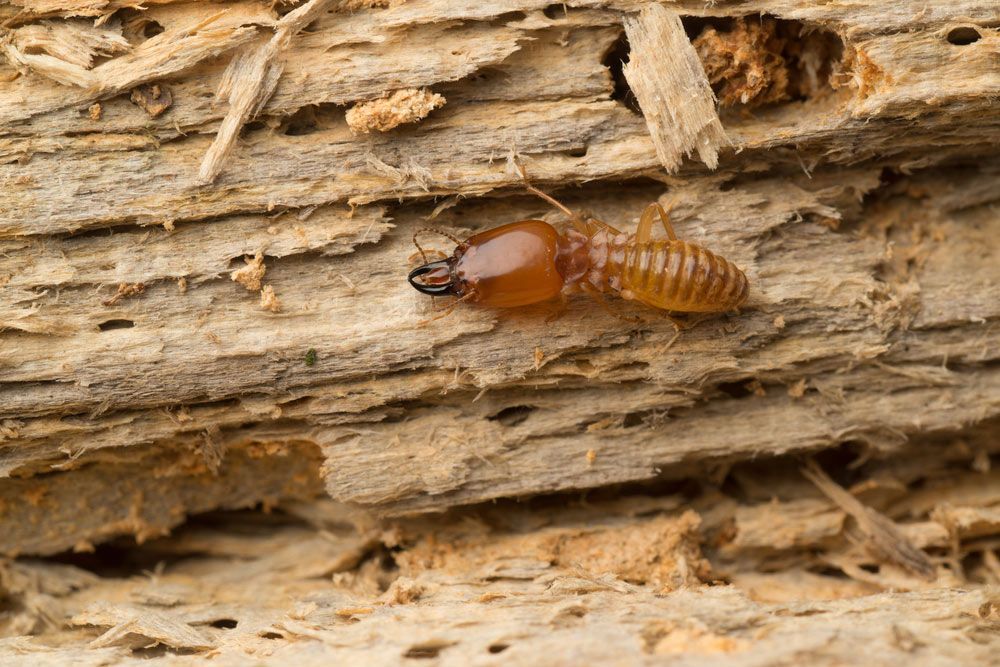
[305,349,317,366]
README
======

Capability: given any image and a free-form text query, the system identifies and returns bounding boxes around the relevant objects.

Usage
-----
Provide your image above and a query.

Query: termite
[408,170,749,323]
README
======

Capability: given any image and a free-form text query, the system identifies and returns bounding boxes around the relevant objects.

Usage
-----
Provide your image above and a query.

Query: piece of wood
[3,495,1000,663]
[623,4,728,171]
[197,0,336,183]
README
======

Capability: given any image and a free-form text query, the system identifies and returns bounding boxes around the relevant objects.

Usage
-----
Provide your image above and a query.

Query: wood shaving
[346,88,446,134]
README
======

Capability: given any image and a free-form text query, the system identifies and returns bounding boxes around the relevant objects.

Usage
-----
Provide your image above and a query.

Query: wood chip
[801,460,936,581]
[345,88,445,134]
[622,5,729,172]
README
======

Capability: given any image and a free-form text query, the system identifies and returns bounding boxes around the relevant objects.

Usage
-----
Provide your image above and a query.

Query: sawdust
[694,18,791,108]
[533,346,544,370]
[553,511,709,590]
[260,284,281,312]
[129,83,172,117]
[397,511,709,591]
[87,102,101,120]
[382,577,423,605]
[841,45,889,99]
[694,17,844,108]
[230,253,266,292]
[345,88,446,134]
[101,282,145,306]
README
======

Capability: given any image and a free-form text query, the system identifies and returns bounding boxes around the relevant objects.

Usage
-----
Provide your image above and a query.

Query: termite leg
[580,283,643,324]
[637,202,678,243]
[413,227,462,264]
[544,293,569,323]
[586,217,623,237]
[665,314,687,332]
[663,312,712,332]
[656,203,678,241]
[418,291,475,326]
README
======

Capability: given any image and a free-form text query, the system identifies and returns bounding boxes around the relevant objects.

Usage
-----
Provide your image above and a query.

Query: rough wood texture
[4,486,1000,664]
[623,4,728,170]
[1,0,999,662]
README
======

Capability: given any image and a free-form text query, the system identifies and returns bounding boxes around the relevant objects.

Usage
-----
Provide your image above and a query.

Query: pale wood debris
[1,19,129,86]
[197,0,336,183]
[229,252,266,292]
[128,82,171,116]
[2,496,1000,663]
[623,5,729,171]
[345,88,445,134]
[259,284,281,312]
[801,460,937,580]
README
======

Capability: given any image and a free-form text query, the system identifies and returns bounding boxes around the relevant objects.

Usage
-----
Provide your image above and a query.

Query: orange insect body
[408,187,748,318]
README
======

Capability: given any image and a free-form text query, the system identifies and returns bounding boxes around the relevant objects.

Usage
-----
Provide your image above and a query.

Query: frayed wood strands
[197,0,336,183]
[623,5,729,171]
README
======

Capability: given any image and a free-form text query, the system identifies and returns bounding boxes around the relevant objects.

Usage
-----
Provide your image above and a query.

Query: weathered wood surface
[3,481,1000,665]
[1,0,999,661]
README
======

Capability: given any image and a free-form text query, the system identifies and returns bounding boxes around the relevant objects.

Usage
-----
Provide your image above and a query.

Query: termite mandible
[407,168,749,324]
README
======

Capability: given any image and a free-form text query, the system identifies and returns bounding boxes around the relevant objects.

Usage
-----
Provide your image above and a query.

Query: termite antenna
[515,161,580,222]
[413,227,461,264]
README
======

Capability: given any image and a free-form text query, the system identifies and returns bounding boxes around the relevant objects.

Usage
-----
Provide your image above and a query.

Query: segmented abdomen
[618,240,748,312]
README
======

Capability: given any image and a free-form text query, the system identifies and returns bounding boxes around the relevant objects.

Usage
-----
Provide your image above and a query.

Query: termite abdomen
[618,240,748,313]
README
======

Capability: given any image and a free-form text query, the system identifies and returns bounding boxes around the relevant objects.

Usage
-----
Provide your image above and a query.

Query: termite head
[408,257,460,296]
[408,220,564,308]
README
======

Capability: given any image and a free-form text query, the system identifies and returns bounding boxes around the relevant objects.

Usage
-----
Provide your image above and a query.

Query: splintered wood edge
[623,4,729,172]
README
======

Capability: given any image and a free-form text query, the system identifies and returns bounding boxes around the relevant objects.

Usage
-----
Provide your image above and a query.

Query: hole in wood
[946,26,981,45]
[261,631,283,640]
[495,11,527,23]
[622,412,644,428]
[98,319,135,331]
[690,15,845,110]
[682,16,736,40]
[143,21,164,38]
[542,4,566,20]
[488,643,510,653]
[716,381,754,399]
[602,32,641,114]
[488,405,534,427]
[403,642,452,659]
[284,107,319,136]
[210,618,238,629]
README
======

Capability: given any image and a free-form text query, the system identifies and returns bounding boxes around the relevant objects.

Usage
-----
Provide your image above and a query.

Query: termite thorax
[556,230,591,283]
